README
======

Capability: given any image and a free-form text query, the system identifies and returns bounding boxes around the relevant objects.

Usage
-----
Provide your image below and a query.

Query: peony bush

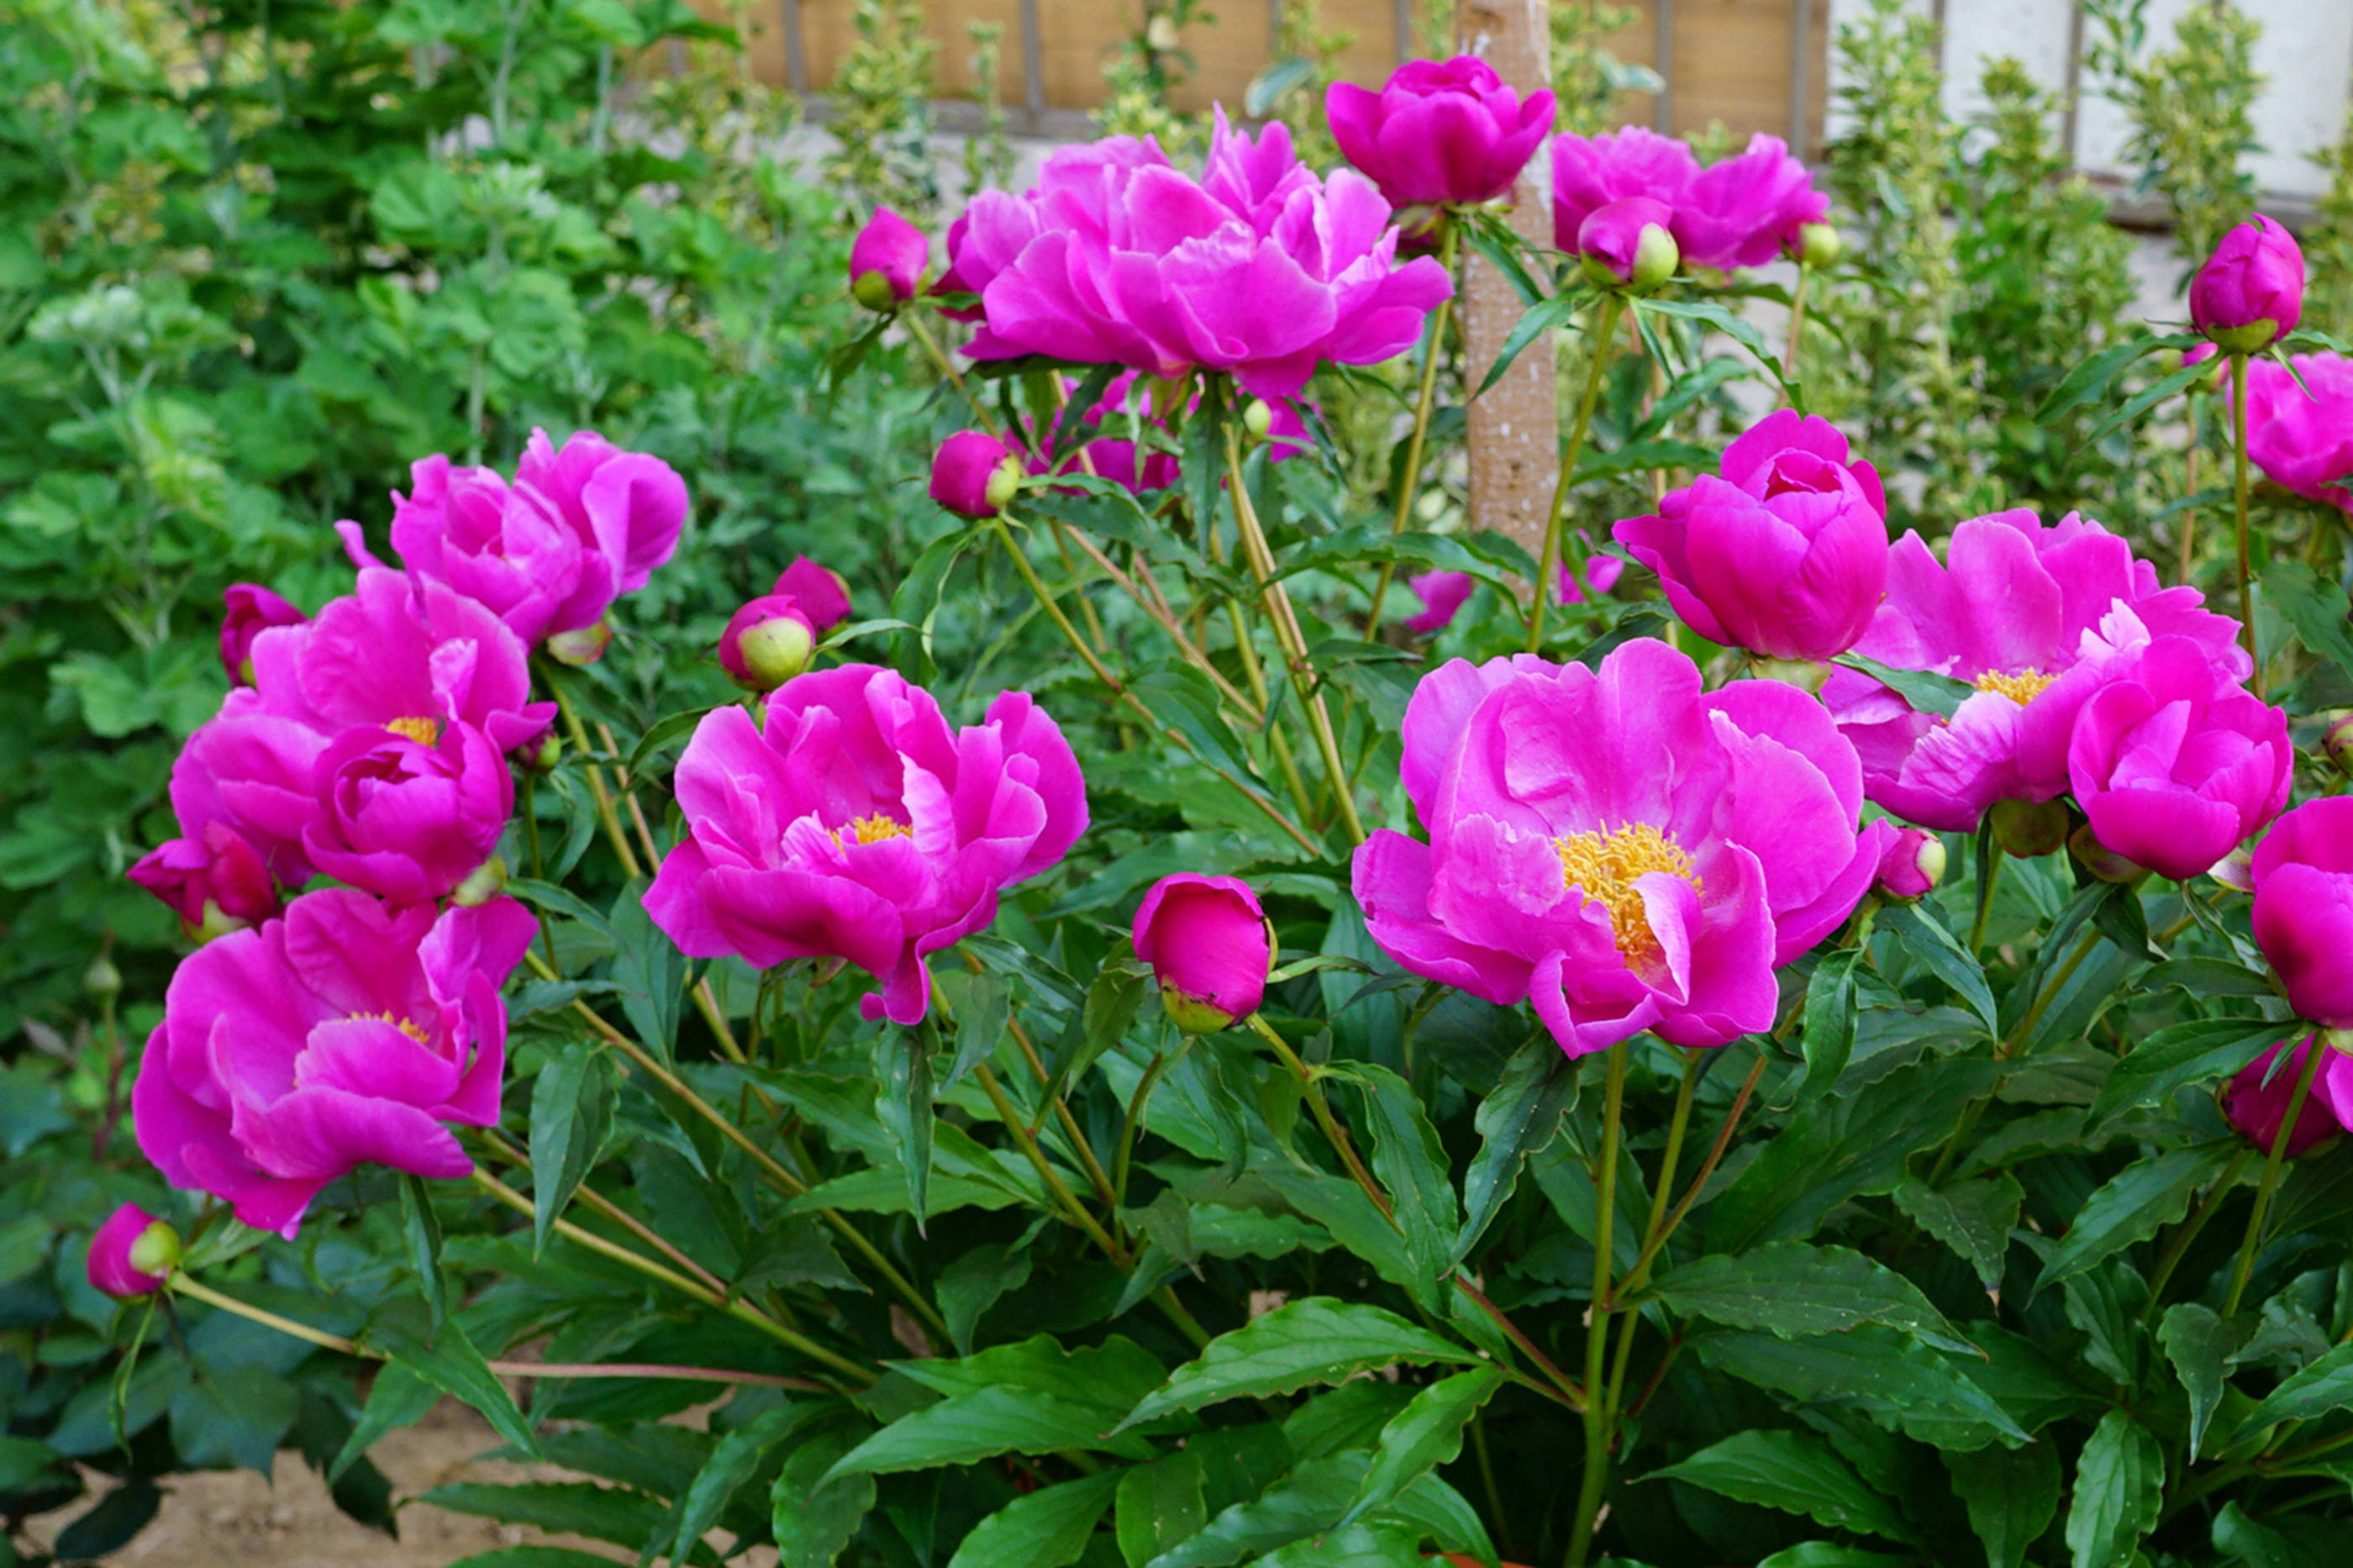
[36,18,2353,1568]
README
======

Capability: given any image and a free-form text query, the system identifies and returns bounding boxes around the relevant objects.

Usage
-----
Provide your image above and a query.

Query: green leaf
[2159,1303,2255,1459]
[528,1041,615,1255]
[365,1314,538,1461]
[1455,1039,1575,1263]
[937,1240,1034,1356]
[611,883,686,1061]
[2035,333,2193,424]
[2087,1019,2282,1132]
[169,1365,298,1474]
[330,1363,437,1480]
[1121,1298,1479,1428]
[1834,653,1976,721]
[1332,1062,1460,1292]
[1258,1522,1425,1567]
[2261,559,2353,683]
[1645,1429,1911,1544]
[771,1418,876,1568]
[1475,291,1582,395]
[949,1472,1122,1568]
[1892,1173,2022,1292]
[2033,1142,2240,1294]
[1697,1328,2029,1450]
[1149,1453,1366,1568]
[666,1403,813,1564]
[1796,950,1861,1102]
[829,1385,1143,1476]
[508,876,616,938]
[1650,1240,1973,1354]
[1337,1367,1503,1529]
[2063,1411,2164,1568]
[1874,902,1999,1034]
[421,1481,668,1547]
[1755,1549,1911,1568]
[1119,1451,1208,1567]
[2241,1339,2353,1429]
[624,705,718,783]
[1637,296,1802,403]
[940,967,1011,1088]
[895,1334,1169,1408]
[396,1173,446,1339]
[445,1550,629,1568]
[873,1025,934,1229]
[1942,1439,2061,1568]
[2082,354,2218,448]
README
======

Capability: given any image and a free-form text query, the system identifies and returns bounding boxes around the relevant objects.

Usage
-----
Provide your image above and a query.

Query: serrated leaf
[1874,902,1999,1034]
[2087,1019,2281,1132]
[1796,950,1861,1102]
[950,1471,1122,1568]
[2241,1339,2353,1429]
[2033,1142,2240,1294]
[1336,1367,1503,1529]
[1698,1327,2028,1450]
[1455,1040,1574,1263]
[1121,1298,1479,1428]
[873,1024,934,1229]
[2160,1303,2255,1459]
[1941,1439,2061,1568]
[829,1385,1144,1476]
[2063,1411,2163,1568]
[529,1041,614,1255]
[1651,1240,1973,1353]
[396,1172,447,1339]
[1646,1429,1911,1543]
[1893,1173,2021,1292]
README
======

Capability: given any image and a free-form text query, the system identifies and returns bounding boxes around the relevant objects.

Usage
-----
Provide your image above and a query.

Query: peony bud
[2191,213,2305,354]
[1787,221,1842,270]
[2214,845,2256,893]
[450,853,508,908]
[724,607,817,690]
[545,618,613,666]
[930,431,1026,519]
[1131,873,1273,1034]
[1874,828,1945,902]
[1990,797,2070,859]
[87,1203,179,1298]
[516,727,563,773]
[1242,398,1276,439]
[2069,823,2148,886]
[1577,197,1679,292]
[2324,712,2353,776]
[83,950,122,1002]
[2221,1039,2345,1158]
[850,206,929,311]
[128,822,280,942]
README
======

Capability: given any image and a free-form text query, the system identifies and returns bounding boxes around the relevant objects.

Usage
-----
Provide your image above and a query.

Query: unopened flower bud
[1242,398,1276,439]
[83,951,122,1002]
[2214,845,2256,892]
[2192,213,2304,355]
[724,608,817,691]
[850,207,928,311]
[930,431,1026,519]
[545,618,613,666]
[2324,1027,2353,1058]
[2324,712,2353,776]
[88,1203,179,1298]
[1788,221,1842,270]
[1133,874,1272,1034]
[1990,797,2070,859]
[2069,823,2147,886]
[1874,828,1945,902]
[517,729,563,773]
[450,854,508,908]
[1578,197,1678,292]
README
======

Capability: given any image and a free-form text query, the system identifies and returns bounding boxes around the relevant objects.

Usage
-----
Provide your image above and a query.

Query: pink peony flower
[643,665,1087,1024]
[2223,1039,2350,1157]
[947,113,1451,399]
[1823,510,2246,833]
[2191,213,2304,353]
[132,889,535,1236]
[1552,127,1824,273]
[1352,639,1890,1056]
[301,721,514,906]
[1403,570,1477,634]
[851,206,929,308]
[2223,351,2353,516]
[720,557,854,692]
[340,431,687,655]
[1325,55,1556,208]
[1035,372,1307,493]
[128,821,281,940]
[2066,637,2290,881]
[1615,411,1888,663]
[219,585,305,688]
[2252,797,2353,1029]
[87,1202,177,1297]
[1132,874,1272,1032]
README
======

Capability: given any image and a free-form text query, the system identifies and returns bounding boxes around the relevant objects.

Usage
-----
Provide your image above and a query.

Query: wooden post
[1455,0,1557,572]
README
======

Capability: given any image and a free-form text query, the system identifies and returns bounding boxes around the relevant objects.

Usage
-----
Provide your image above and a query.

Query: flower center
[385,715,441,745]
[1554,822,1702,962]
[349,1009,430,1044]
[1973,667,2056,706]
[845,813,909,846]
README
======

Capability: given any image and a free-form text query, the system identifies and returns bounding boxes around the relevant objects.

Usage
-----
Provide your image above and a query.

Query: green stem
[1781,264,1810,385]
[1220,417,1366,844]
[2229,351,2264,701]
[2223,1038,2327,1316]
[904,312,986,429]
[2144,1148,2254,1321]
[1968,820,2001,952]
[1113,1049,1172,1206]
[1529,293,1625,654]
[1566,1042,1629,1568]
[1603,1050,1703,1416]
[1618,1051,1767,1292]
[975,1061,1127,1265]
[1366,221,1461,639]
[540,664,642,881]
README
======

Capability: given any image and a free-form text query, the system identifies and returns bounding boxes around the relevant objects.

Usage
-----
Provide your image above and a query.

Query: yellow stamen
[349,1009,431,1044]
[385,715,441,745]
[846,813,909,845]
[1972,667,2056,706]
[1555,822,1702,964]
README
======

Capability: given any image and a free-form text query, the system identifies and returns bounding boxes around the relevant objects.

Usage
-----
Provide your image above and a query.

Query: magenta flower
[1874,827,1945,902]
[341,432,687,657]
[644,665,1087,1024]
[1551,126,1699,250]
[1403,571,1477,634]
[302,721,514,906]
[1325,55,1556,208]
[2252,797,2353,1029]
[1615,411,1888,663]
[2066,637,2290,881]
[1577,197,1679,290]
[2191,213,2304,353]
[129,821,280,940]
[949,113,1451,398]
[1552,127,1824,272]
[932,431,1025,518]
[721,557,854,692]
[132,889,534,1236]
[87,1203,177,1297]
[851,206,929,309]
[1352,639,1889,1056]
[2223,1039,2350,1157]
[1561,550,1624,606]
[219,585,305,688]
[1822,510,2246,832]
[1132,874,1272,1033]
[2225,351,2353,516]
[1036,372,1306,493]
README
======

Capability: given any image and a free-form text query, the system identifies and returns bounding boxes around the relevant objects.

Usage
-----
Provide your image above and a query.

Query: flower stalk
[1529,293,1625,653]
